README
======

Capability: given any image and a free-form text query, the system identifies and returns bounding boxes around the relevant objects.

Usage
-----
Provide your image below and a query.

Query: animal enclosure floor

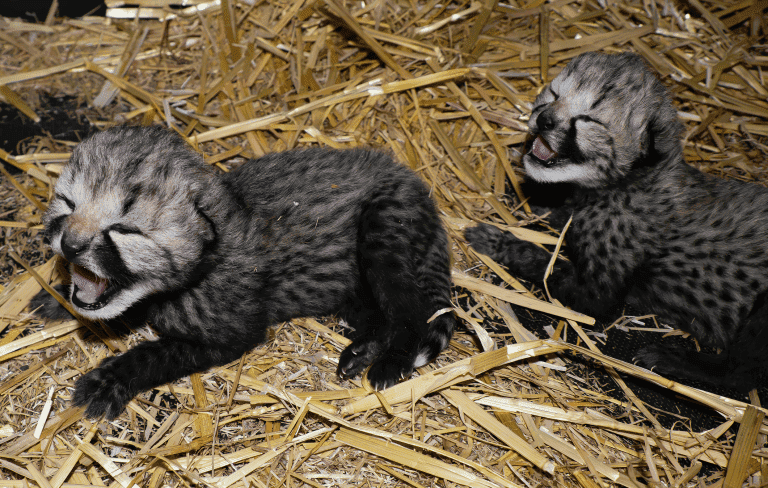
[0,0,767,487]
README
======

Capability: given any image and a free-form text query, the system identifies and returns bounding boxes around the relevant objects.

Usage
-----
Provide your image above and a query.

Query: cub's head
[524,52,683,188]
[43,126,217,320]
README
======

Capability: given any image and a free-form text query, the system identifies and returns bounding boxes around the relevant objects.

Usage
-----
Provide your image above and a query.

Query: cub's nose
[536,107,557,132]
[60,231,91,260]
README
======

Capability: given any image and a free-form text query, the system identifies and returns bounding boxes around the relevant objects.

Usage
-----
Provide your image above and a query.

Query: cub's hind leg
[408,217,456,370]
[337,186,455,389]
[337,223,421,388]
[337,297,390,380]
[635,290,768,392]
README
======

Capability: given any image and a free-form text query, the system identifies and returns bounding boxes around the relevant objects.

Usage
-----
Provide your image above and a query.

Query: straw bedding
[0,0,767,486]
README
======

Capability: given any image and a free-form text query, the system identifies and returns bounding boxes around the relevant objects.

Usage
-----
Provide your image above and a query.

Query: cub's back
[224,148,429,243]
[223,148,438,319]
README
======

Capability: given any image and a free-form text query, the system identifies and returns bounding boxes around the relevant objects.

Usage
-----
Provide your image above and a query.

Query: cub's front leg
[29,285,75,321]
[464,224,558,282]
[73,336,251,419]
[464,224,622,317]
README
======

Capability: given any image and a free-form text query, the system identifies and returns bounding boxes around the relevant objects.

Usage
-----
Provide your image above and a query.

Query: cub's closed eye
[531,88,558,114]
[57,194,75,211]
[109,223,143,235]
[573,114,606,128]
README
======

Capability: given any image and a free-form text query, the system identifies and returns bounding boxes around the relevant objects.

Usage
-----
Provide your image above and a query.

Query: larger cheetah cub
[42,125,456,418]
[466,52,768,392]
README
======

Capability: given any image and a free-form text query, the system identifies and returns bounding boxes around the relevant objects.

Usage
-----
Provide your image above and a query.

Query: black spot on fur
[715,266,725,277]
[720,288,734,302]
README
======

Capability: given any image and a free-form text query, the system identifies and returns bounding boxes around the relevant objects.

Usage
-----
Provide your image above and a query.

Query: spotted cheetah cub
[466,52,768,392]
[41,125,456,418]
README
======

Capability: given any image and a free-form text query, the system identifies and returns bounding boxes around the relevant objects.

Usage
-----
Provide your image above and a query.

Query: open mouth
[70,264,118,311]
[528,135,558,166]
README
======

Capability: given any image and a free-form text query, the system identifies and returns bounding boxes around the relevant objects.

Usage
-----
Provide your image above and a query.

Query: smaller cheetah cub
[466,52,768,392]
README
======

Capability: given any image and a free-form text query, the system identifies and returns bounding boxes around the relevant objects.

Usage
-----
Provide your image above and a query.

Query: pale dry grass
[0,0,767,486]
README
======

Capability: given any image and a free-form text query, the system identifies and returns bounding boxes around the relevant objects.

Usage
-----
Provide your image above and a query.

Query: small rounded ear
[642,100,685,166]
[194,200,218,247]
[635,112,667,168]
[642,114,658,157]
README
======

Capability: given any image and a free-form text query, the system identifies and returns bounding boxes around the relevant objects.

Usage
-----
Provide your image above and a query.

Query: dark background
[0,0,106,20]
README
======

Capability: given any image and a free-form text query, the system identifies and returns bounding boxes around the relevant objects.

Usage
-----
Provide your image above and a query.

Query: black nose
[536,108,557,132]
[60,231,90,260]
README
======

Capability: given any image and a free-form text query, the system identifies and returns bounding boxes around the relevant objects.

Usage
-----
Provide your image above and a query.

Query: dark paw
[465,224,551,280]
[337,338,383,380]
[29,285,74,321]
[633,343,686,378]
[464,224,510,256]
[366,353,414,390]
[72,357,133,419]
[634,344,665,368]
[528,205,572,229]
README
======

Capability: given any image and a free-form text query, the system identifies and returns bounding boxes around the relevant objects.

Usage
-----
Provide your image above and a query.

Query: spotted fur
[466,52,768,392]
[41,125,456,418]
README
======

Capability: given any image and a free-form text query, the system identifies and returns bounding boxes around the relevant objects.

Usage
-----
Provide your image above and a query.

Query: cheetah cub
[42,125,456,418]
[466,52,768,392]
